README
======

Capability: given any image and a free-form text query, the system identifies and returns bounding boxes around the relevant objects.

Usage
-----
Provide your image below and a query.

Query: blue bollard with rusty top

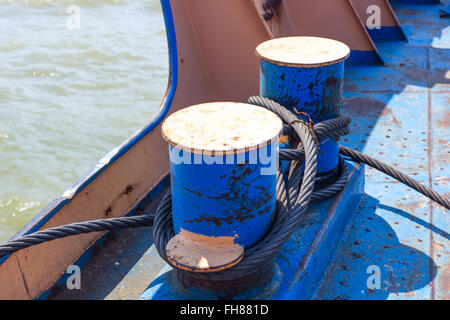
[256,36,350,177]
[161,102,282,273]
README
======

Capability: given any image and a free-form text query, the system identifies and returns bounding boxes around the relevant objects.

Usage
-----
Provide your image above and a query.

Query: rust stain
[183,187,204,198]
[439,264,450,300]
[436,110,450,129]
[16,258,31,299]
[381,108,402,127]
[124,185,134,195]
[261,0,282,21]
[393,65,429,87]
[321,76,343,118]
[432,240,445,252]
[279,135,289,144]
[101,183,139,218]
[343,96,385,115]
[436,138,448,145]
[183,164,274,226]
[398,8,422,16]
[166,228,244,273]
[409,18,438,27]
[396,200,427,213]
[104,206,112,217]
[344,82,358,90]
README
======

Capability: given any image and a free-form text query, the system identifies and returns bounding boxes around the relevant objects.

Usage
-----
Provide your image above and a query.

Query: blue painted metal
[347,50,384,65]
[259,48,347,174]
[167,144,278,249]
[279,136,291,173]
[366,26,407,42]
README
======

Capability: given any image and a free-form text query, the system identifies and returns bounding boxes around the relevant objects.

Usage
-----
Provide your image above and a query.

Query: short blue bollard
[256,36,350,177]
[161,102,282,273]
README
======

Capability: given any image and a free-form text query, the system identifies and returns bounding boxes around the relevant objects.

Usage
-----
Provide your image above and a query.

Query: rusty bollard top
[162,102,283,155]
[255,36,350,68]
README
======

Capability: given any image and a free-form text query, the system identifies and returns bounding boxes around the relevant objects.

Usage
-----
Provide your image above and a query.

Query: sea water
[0,0,168,242]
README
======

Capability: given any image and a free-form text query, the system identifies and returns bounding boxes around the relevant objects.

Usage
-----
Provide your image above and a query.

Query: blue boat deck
[316,2,449,300]
[47,1,449,300]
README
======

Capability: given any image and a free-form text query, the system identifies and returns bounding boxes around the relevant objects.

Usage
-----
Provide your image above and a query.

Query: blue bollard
[256,36,350,176]
[161,102,282,273]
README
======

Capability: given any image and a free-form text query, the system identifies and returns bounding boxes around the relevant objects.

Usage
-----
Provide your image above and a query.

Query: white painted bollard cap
[256,36,351,68]
[162,102,283,155]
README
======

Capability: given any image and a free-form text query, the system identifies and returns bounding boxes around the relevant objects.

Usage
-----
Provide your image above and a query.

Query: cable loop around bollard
[152,96,350,281]
[152,158,351,281]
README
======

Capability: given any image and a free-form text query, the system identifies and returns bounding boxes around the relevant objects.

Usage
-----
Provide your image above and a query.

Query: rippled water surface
[0,0,168,242]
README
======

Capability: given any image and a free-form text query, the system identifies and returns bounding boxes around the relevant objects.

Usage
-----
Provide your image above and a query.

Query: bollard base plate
[166,229,244,273]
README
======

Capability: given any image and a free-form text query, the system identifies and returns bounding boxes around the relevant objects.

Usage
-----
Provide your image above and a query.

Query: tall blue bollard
[161,102,282,273]
[256,36,350,177]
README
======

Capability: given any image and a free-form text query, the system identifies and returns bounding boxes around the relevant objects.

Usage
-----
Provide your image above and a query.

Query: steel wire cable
[0,215,154,258]
[339,146,450,209]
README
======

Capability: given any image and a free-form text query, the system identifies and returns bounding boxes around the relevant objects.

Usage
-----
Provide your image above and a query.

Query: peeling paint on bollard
[161,102,282,272]
[256,36,350,175]
[165,229,244,273]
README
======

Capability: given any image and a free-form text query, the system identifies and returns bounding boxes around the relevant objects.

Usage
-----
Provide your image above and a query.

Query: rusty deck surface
[316,1,449,299]
[47,1,449,300]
